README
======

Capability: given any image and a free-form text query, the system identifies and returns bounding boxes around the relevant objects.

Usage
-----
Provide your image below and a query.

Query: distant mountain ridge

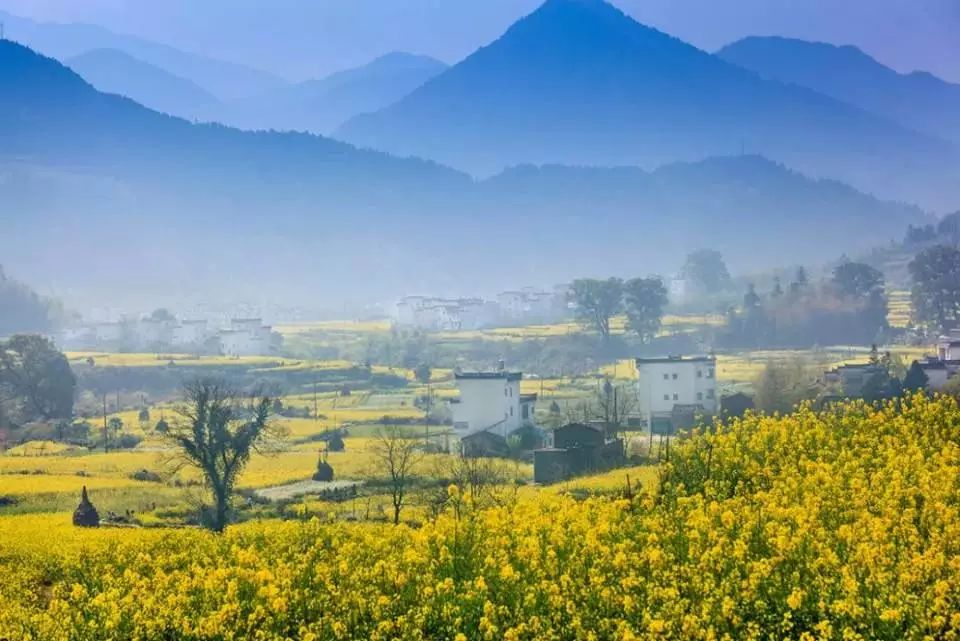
[717,36,960,145]
[0,39,927,308]
[0,8,283,100]
[225,52,448,134]
[337,0,959,211]
[66,48,220,121]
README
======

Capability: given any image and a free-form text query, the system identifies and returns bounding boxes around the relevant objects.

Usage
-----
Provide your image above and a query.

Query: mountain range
[66,48,220,122]
[716,36,960,146]
[0,8,283,100]
[337,0,959,211]
[224,53,448,135]
[0,37,927,309]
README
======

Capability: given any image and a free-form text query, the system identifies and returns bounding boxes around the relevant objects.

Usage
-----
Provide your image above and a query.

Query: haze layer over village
[1,1,960,639]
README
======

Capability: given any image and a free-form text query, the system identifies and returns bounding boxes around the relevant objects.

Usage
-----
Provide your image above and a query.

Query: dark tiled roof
[455,371,522,381]
[636,355,715,364]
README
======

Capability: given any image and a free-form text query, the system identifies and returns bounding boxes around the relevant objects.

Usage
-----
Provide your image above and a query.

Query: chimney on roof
[497,358,506,372]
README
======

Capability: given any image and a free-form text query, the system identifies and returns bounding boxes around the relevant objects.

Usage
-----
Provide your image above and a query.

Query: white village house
[635,355,717,432]
[216,319,281,357]
[913,330,960,390]
[449,367,537,438]
[395,296,499,331]
[58,316,281,357]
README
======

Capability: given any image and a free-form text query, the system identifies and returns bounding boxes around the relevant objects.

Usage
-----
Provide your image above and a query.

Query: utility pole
[102,393,108,452]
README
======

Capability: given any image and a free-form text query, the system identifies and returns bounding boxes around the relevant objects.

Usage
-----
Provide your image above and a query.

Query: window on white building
[707,389,715,399]
[697,370,703,378]
[510,406,514,417]
[672,373,678,380]
[662,373,669,380]
[707,368,715,378]
[673,393,679,401]
[697,392,703,401]
[663,394,670,401]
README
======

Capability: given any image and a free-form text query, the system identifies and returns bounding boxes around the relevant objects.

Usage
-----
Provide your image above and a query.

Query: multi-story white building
[136,319,176,348]
[217,318,280,357]
[497,288,562,324]
[93,321,124,345]
[635,355,717,429]
[450,369,537,437]
[395,296,499,331]
[172,320,210,348]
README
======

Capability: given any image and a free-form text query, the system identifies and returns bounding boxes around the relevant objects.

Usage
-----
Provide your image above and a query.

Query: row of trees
[903,211,960,247]
[0,266,65,336]
[570,276,668,343]
[723,261,888,347]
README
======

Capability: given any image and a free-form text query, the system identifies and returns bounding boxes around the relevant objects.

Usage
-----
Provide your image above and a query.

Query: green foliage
[832,261,884,299]
[753,359,817,414]
[166,379,277,532]
[683,249,731,294]
[570,278,624,341]
[0,334,76,426]
[909,245,960,332]
[623,277,668,343]
[903,361,930,392]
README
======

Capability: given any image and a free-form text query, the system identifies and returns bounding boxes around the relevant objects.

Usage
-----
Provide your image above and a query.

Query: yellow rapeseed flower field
[1,394,959,639]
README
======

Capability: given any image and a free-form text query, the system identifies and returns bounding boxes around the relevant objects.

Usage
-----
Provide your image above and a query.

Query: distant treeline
[0,266,63,336]
[719,262,889,348]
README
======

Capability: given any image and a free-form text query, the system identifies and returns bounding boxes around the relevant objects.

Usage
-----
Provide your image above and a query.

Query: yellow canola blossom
[1,394,960,640]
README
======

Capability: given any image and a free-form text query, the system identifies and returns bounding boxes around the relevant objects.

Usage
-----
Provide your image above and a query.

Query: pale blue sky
[1,0,957,82]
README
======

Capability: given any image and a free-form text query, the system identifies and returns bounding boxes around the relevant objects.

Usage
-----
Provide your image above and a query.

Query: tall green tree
[570,278,624,342]
[0,335,75,424]
[831,262,884,299]
[909,245,960,332]
[166,379,278,532]
[682,249,732,294]
[902,361,929,393]
[623,277,668,343]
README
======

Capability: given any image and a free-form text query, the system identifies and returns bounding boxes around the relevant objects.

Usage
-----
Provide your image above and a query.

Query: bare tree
[435,455,511,506]
[165,378,280,532]
[563,380,637,437]
[371,423,423,525]
[595,380,638,435]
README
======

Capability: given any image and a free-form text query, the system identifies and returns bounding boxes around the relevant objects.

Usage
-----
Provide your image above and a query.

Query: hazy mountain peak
[718,35,960,145]
[223,50,448,135]
[65,47,220,119]
[368,51,447,69]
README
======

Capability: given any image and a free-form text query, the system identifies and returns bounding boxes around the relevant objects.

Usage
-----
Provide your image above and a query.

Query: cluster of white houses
[394,286,570,331]
[58,317,282,357]
[450,355,717,479]
[450,354,717,439]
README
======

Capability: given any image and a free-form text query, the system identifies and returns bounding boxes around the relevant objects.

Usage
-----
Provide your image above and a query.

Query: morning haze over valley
[1,2,960,639]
